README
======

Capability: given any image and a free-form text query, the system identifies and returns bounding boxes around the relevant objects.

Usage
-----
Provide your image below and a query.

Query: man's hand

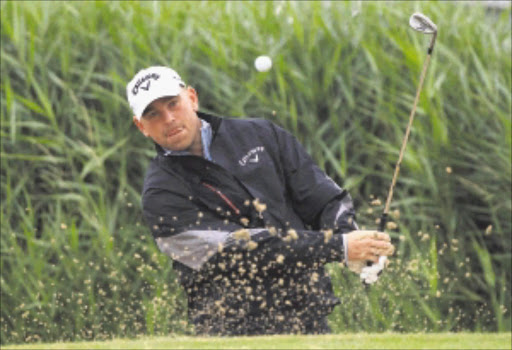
[345,229,394,264]
[345,230,394,276]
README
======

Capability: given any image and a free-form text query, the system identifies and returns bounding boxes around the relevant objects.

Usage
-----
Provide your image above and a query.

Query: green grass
[2,333,511,350]
[1,0,511,345]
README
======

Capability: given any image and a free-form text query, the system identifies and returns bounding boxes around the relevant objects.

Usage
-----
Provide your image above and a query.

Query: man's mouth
[166,128,183,138]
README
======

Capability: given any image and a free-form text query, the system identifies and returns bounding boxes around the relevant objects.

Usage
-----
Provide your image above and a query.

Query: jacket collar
[154,111,223,156]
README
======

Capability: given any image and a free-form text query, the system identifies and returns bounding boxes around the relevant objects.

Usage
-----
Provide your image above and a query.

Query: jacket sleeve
[142,183,241,270]
[142,171,346,272]
[269,122,358,233]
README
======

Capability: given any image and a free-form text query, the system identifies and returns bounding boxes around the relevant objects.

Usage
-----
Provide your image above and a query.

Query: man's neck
[189,137,204,157]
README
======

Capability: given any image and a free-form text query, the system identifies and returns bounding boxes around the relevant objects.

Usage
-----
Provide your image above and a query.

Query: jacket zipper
[202,182,241,215]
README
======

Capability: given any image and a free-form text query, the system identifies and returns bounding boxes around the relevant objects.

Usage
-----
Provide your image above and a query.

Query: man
[126,66,394,335]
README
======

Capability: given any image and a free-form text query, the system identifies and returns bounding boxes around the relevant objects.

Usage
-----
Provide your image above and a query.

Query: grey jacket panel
[155,228,267,270]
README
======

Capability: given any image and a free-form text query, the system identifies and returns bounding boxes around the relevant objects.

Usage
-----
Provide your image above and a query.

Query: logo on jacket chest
[239,146,265,166]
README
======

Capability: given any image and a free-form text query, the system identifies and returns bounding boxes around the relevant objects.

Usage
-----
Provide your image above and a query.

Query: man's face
[133,87,202,155]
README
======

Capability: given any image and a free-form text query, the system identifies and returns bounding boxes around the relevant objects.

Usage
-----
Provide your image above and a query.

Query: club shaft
[376,53,433,276]
[381,53,433,222]
[368,19,438,285]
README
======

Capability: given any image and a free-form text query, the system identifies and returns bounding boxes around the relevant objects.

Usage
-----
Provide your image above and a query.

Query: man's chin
[160,141,191,153]
[160,138,187,151]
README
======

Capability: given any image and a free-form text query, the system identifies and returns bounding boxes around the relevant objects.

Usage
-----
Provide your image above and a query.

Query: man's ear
[133,116,149,137]
[187,87,199,112]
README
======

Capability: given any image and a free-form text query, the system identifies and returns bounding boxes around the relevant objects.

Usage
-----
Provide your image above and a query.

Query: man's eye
[145,112,158,119]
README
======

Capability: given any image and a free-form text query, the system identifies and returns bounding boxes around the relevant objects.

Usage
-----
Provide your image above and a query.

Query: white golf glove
[360,256,388,284]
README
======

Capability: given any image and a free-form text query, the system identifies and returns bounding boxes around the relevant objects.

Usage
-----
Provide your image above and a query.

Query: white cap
[126,66,186,119]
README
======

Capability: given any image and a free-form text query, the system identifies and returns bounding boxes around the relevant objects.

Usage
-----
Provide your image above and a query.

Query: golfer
[126,66,394,335]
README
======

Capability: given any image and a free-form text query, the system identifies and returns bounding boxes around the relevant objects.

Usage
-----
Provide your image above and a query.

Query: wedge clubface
[409,12,438,52]
[362,13,438,285]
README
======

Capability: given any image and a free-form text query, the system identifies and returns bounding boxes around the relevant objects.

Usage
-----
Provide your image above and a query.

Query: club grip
[378,213,388,232]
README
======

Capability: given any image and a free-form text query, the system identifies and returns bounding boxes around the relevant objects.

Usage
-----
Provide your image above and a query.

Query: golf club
[362,13,438,284]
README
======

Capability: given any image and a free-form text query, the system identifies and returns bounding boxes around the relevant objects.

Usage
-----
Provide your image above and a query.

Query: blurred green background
[1,0,510,344]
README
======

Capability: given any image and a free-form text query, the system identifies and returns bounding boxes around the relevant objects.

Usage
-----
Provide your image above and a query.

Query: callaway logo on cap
[127,66,186,119]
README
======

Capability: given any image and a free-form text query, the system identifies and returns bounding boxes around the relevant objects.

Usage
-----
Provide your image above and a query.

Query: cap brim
[135,83,185,119]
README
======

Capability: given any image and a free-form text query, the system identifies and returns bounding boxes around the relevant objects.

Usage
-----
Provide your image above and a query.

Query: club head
[409,12,437,34]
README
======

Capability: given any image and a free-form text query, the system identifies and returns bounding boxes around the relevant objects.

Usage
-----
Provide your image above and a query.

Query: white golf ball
[254,55,272,72]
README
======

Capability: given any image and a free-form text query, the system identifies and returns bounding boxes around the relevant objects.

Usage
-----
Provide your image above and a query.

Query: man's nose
[162,110,176,124]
